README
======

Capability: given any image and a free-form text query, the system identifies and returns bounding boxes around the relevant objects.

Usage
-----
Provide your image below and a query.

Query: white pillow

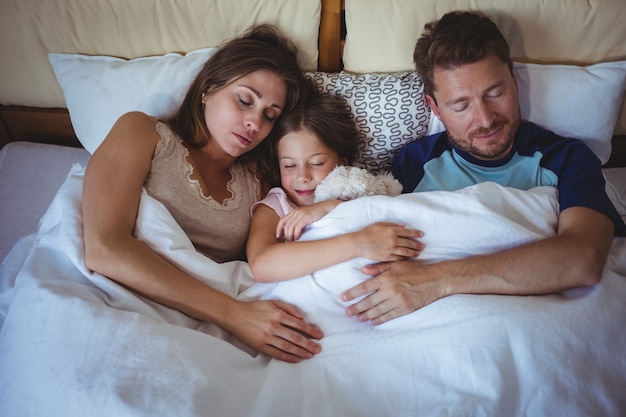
[513,61,626,164]
[307,71,430,173]
[49,48,216,153]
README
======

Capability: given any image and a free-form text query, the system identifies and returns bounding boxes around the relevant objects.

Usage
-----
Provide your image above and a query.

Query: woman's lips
[234,132,252,146]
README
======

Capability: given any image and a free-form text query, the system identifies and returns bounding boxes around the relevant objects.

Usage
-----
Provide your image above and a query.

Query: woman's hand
[276,200,341,241]
[355,222,424,261]
[226,299,324,363]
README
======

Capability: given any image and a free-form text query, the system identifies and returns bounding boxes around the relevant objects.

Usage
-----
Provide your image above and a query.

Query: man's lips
[471,121,506,141]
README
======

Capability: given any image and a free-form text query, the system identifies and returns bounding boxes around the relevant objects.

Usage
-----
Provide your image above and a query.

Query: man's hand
[340,260,446,325]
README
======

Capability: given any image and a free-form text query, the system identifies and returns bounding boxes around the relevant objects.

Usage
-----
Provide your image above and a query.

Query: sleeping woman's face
[202,69,287,158]
[277,128,344,207]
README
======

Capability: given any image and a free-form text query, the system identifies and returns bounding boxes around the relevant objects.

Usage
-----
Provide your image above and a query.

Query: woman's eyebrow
[240,84,283,110]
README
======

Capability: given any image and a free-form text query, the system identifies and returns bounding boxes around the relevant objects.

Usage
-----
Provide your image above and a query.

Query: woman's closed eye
[238,95,277,122]
[237,94,252,107]
[263,110,278,122]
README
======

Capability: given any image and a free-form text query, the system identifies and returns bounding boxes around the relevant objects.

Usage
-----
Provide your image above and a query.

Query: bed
[1,0,625,416]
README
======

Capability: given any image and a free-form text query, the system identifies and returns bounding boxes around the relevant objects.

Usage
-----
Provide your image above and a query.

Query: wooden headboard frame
[1,0,624,167]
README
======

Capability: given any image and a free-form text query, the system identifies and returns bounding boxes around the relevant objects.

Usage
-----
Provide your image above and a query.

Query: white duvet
[1,165,625,417]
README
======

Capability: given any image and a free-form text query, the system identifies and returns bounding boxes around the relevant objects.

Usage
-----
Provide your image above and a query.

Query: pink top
[251,187,298,218]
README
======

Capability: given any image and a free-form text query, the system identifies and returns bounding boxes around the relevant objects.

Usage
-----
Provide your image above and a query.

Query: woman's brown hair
[169,24,305,184]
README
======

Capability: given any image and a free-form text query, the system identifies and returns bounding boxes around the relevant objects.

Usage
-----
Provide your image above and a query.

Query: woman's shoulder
[115,111,158,127]
[109,111,161,144]
[96,111,161,156]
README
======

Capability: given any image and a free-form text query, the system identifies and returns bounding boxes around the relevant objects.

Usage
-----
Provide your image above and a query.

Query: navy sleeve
[537,132,626,236]
[391,133,447,194]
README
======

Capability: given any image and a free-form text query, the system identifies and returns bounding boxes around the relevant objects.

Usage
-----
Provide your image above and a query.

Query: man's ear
[425,94,441,119]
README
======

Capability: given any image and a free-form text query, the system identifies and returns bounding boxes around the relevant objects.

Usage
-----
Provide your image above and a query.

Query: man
[340,10,626,325]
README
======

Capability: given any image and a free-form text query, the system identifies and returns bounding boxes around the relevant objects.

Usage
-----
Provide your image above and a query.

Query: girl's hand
[226,299,324,363]
[277,200,341,241]
[356,222,424,261]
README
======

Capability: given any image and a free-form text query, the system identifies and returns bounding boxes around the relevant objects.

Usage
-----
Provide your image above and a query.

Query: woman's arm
[83,112,322,362]
[247,204,423,282]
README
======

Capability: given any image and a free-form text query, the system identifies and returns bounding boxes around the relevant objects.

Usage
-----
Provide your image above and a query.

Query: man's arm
[341,206,615,325]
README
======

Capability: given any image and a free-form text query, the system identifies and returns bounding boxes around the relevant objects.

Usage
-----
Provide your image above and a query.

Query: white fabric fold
[1,165,625,417]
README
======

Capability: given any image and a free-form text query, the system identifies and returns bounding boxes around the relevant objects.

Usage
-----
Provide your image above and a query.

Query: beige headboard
[1,0,624,166]
[0,0,322,109]
[342,0,626,137]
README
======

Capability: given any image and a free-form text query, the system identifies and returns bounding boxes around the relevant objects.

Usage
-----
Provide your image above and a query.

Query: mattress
[0,142,90,261]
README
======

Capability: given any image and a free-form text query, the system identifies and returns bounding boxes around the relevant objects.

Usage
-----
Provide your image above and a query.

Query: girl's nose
[296,167,311,182]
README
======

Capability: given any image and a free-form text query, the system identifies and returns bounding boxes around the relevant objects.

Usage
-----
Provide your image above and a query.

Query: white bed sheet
[0,165,625,416]
[604,167,626,217]
[0,142,90,262]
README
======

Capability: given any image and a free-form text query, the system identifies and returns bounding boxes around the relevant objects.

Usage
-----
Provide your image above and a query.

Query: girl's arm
[276,200,341,241]
[83,112,322,363]
[247,204,424,282]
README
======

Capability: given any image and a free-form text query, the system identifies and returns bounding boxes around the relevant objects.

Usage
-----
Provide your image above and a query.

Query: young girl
[246,85,424,283]
[82,24,322,363]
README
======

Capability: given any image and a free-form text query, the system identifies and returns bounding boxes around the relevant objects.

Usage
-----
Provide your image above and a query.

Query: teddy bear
[314,165,403,203]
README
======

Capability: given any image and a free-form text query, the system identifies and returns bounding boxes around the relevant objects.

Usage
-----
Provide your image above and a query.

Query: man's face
[427,55,521,161]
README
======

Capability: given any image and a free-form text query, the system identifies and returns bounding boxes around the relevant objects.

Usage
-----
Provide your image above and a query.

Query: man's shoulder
[518,120,585,144]
[399,131,450,157]
[517,121,593,155]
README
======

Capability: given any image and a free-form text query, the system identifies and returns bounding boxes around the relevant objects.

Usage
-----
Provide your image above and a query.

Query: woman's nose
[245,111,261,131]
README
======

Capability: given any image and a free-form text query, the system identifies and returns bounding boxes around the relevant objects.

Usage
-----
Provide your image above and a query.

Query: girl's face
[278,129,345,207]
[203,69,287,158]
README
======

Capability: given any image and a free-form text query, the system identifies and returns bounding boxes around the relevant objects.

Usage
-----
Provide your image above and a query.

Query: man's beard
[449,117,519,160]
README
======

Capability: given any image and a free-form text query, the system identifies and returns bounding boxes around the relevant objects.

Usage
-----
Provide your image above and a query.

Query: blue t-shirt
[391,121,626,236]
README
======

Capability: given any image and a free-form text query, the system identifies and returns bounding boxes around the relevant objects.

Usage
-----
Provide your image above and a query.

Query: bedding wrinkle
[1,159,626,416]
[3,1,626,413]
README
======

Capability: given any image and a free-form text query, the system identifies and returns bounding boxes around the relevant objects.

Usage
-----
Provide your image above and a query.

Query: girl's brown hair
[267,78,359,187]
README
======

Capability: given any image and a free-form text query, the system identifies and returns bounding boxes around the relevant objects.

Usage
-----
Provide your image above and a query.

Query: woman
[82,24,323,363]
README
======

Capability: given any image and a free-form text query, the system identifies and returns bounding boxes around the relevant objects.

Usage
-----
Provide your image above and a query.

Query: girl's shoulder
[251,187,297,218]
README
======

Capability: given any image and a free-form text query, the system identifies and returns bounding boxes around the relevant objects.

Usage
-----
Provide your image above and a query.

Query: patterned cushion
[307,71,430,173]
